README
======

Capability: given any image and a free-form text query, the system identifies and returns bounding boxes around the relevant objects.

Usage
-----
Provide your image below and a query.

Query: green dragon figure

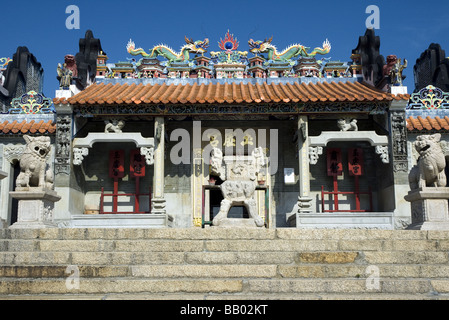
[248,37,331,61]
[127,36,209,65]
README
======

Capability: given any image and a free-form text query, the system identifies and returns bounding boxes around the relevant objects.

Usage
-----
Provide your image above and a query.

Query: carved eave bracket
[308,131,390,164]
[72,132,155,166]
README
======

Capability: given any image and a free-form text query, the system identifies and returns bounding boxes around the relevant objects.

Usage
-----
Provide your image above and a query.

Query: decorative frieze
[73,102,390,117]
[3,144,25,163]
[55,115,72,175]
[390,111,408,172]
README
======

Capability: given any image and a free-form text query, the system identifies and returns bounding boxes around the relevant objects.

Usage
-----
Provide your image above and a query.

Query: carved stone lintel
[375,145,389,164]
[308,146,323,165]
[140,147,155,165]
[73,148,89,165]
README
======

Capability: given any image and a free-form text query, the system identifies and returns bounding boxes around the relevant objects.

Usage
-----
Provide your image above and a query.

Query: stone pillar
[0,170,7,180]
[54,103,85,221]
[151,117,166,214]
[192,147,204,227]
[296,116,313,213]
[389,100,411,228]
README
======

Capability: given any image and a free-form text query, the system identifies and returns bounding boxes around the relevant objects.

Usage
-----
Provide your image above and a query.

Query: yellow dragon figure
[126,36,209,64]
[248,37,331,61]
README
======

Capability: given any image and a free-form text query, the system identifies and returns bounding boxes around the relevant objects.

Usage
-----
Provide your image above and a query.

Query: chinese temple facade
[1,29,448,230]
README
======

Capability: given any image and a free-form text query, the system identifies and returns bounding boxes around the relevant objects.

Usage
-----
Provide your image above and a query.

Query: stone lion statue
[409,133,447,190]
[16,135,54,191]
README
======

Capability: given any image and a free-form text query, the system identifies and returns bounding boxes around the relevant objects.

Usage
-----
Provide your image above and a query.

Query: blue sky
[2,0,449,96]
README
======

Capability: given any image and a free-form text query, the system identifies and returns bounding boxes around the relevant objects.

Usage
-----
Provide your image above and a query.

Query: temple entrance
[81,142,154,215]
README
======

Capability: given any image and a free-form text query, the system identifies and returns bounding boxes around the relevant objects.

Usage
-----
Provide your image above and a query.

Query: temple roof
[53,80,409,106]
[0,120,56,134]
[406,115,449,132]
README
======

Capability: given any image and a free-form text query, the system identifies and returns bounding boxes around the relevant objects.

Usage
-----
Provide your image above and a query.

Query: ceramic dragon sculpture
[248,37,331,61]
[126,37,209,65]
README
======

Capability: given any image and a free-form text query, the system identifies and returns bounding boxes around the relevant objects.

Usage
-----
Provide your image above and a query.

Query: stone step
[0,292,447,300]
[1,292,447,300]
[1,228,448,299]
[1,277,448,295]
[1,250,448,266]
[2,264,449,279]
[2,228,449,241]
[1,238,448,253]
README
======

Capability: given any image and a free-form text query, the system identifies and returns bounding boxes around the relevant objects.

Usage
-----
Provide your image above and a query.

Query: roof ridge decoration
[210,30,248,65]
[407,85,449,110]
[8,90,54,114]
[126,36,210,66]
[248,37,331,62]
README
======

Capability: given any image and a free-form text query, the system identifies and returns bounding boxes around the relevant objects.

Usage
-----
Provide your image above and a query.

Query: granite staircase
[0,228,449,300]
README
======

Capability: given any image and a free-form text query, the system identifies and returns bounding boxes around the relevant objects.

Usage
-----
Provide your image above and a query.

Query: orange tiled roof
[0,120,56,134]
[53,81,409,105]
[406,116,449,132]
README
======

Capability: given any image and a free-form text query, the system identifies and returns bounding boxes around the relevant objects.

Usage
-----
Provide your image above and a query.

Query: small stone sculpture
[15,135,54,191]
[408,133,447,190]
[105,119,125,133]
[337,118,358,131]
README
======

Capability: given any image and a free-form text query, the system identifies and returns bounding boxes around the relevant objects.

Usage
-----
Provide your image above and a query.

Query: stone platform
[289,212,394,229]
[59,214,174,228]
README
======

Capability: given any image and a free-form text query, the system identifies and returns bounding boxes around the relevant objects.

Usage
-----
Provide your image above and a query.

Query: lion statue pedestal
[405,134,449,230]
[9,135,61,229]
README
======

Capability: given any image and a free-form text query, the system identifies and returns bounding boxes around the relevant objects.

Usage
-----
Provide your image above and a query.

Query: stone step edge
[1,228,449,241]
[1,278,448,295]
